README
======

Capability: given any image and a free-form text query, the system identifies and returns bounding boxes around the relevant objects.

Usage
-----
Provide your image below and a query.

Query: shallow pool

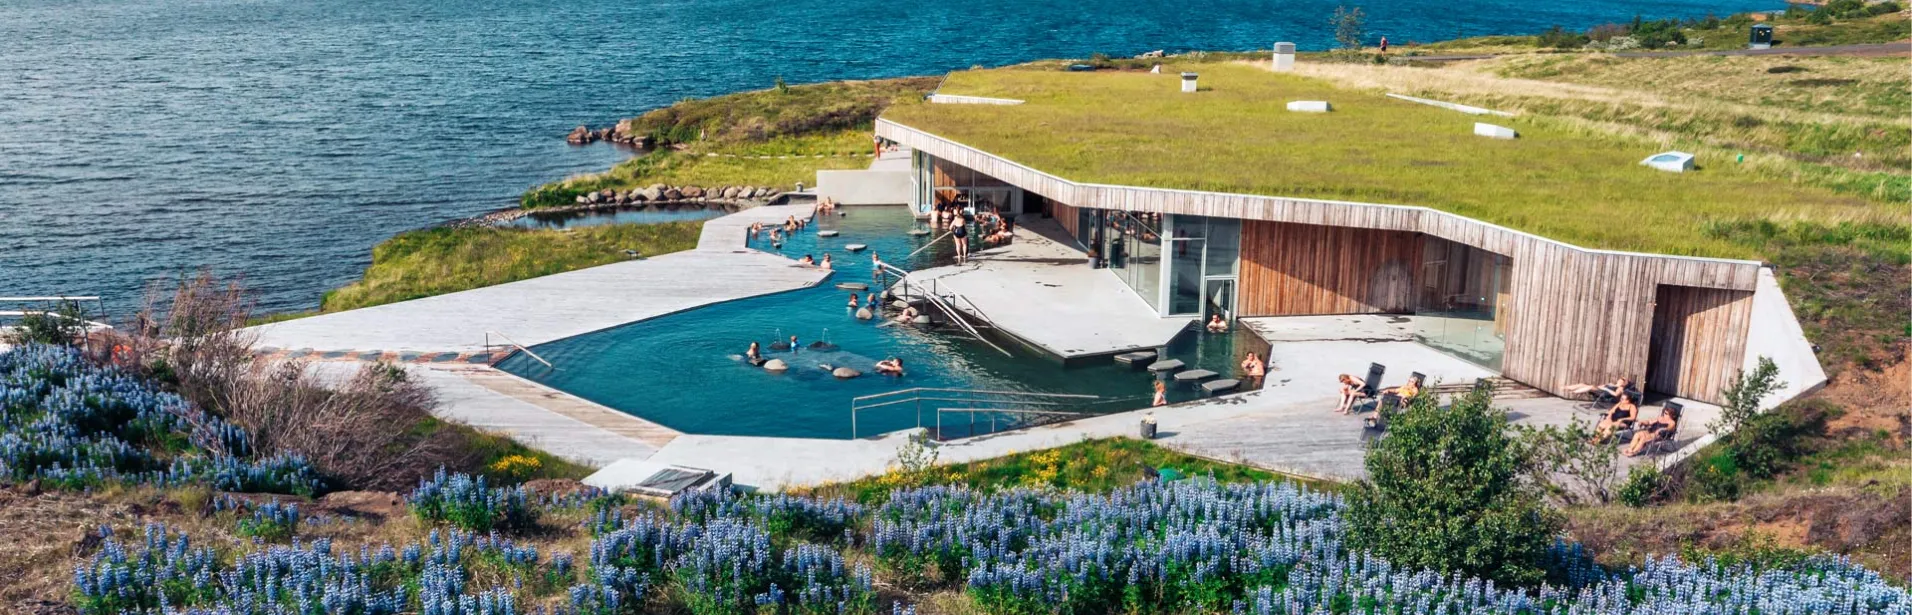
[505,203,738,229]
[498,206,1266,440]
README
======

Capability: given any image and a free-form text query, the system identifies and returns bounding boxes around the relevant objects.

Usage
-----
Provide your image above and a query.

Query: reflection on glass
[1413,237,1511,370]
[1170,238,1205,315]
[1204,217,1240,277]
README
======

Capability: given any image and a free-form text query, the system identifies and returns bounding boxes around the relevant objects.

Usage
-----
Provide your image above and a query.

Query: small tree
[1346,386,1562,586]
[5,299,88,346]
[1711,356,1785,435]
[1331,5,1368,53]
[895,431,940,473]
[1519,418,1621,505]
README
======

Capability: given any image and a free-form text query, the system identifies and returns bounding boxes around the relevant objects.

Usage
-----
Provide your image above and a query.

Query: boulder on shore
[664,188,683,200]
[684,186,704,198]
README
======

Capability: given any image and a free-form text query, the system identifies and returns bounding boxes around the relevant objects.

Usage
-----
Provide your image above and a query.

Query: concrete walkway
[901,220,1190,359]
[249,204,825,355]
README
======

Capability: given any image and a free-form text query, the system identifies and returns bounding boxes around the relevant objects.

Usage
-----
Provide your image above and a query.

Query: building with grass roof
[874,59,1837,406]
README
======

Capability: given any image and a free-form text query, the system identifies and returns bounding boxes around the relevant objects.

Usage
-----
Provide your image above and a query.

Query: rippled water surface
[0,0,1778,313]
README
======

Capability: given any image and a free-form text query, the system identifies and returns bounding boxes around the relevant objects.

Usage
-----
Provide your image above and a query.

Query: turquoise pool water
[497,206,1267,440]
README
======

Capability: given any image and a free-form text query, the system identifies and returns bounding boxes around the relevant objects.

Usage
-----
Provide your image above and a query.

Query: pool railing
[850,387,1101,439]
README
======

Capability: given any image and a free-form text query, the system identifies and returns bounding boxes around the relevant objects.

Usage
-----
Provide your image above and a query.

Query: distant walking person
[1379,35,1389,52]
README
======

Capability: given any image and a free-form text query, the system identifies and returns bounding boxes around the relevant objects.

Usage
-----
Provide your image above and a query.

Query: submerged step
[1173,369,1218,382]
[1201,378,1241,394]
[1113,351,1157,367]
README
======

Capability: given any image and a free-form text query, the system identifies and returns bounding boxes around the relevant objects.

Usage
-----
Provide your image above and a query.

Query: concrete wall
[1741,267,1827,409]
[816,169,912,205]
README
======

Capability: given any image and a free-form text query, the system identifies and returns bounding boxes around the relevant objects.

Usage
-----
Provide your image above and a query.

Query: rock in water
[912,315,931,325]
[817,230,839,237]
[762,359,789,372]
[845,244,867,252]
[855,308,873,320]
[891,300,912,310]
[832,367,861,379]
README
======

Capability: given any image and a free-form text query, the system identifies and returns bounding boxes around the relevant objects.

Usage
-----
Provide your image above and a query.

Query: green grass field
[883,62,1896,259]
[319,221,702,312]
[797,438,1300,504]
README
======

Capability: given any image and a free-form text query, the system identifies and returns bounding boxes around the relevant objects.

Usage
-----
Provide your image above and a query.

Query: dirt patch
[0,488,126,611]
[1568,486,1912,579]
[316,490,408,520]
[1818,360,1912,445]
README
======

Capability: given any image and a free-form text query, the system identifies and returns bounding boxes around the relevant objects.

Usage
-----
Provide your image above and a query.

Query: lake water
[0,0,1780,314]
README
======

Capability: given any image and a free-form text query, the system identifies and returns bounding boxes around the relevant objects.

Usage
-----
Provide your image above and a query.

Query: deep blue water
[0,0,1782,314]
[497,207,1267,439]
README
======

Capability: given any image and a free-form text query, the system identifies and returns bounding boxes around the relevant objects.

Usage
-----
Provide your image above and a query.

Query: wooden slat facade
[1238,220,1420,316]
[1647,286,1755,403]
[877,118,1767,401]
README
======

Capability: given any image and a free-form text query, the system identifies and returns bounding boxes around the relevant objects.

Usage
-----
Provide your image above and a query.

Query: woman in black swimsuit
[952,213,969,262]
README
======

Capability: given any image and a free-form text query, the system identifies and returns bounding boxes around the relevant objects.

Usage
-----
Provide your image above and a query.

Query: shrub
[1536,25,1588,49]
[4,299,89,346]
[408,468,539,531]
[234,500,302,542]
[1618,465,1665,507]
[489,454,543,481]
[1346,387,1562,586]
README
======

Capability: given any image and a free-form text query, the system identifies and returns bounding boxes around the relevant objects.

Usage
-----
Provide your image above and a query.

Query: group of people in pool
[742,338,906,377]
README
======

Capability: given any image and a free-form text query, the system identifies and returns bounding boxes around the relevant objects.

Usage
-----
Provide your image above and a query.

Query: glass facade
[1077,208,1165,310]
[1413,237,1512,370]
[1166,215,1241,318]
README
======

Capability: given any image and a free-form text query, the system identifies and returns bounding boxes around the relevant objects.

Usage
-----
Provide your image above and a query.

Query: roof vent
[1272,42,1296,71]
[1286,100,1331,112]
[1181,72,1199,93]
[1473,123,1517,139]
[1641,151,1696,173]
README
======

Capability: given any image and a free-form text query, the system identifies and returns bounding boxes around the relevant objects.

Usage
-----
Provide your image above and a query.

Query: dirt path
[1400,40,1909,62]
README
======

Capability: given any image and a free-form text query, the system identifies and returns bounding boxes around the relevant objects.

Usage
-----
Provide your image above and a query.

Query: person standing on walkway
[1379,35,1389,52]
[951,212,970,263]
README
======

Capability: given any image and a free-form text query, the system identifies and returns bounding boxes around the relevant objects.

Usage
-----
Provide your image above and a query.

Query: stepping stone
[1113,351,1157,368]
[1173,369,1219,383]
[845,243,867,252]
[817,230,840,237]
[1146,359,1185,374]
[1201,379,1241,395]
[836,282,869,291]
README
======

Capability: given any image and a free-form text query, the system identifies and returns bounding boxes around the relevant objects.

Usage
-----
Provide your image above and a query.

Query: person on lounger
[1592,391,1639,443]
[1565,377,1631,400]
[1335,374,1367,414]
[874,357,903,376]
[1379,374,1423,409]
[1623,404,1681,457]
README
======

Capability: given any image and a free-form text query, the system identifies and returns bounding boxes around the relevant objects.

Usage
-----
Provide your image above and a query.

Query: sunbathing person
[1205,314,1229,333]
[1335,374,1368,414]
[1592,392,1639,443]
[1622,404,1682,457]
[874,357,904,376]
[1565,377,1631,400]
[1379,374,1424,409]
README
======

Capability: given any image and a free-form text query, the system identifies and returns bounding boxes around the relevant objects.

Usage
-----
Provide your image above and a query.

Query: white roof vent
[1181,72,1199,93]
[1286,100,1331,112]
[1473,123,1517,139]
[1641,151,1696,173]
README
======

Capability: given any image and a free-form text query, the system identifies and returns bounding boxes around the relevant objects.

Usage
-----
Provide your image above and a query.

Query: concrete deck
[249,204,826,354]
[900,220,1190,359]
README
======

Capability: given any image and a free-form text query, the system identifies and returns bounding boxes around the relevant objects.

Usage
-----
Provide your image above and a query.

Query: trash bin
[1140,420,1157,439]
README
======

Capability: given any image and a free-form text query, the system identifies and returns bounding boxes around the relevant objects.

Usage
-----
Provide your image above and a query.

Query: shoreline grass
[319,221,702,313]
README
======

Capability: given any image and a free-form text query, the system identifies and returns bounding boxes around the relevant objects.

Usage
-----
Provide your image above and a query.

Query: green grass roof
[881,62,1883,259]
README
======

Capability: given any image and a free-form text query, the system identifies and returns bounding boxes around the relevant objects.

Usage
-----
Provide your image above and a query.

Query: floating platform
[817,230,840,237]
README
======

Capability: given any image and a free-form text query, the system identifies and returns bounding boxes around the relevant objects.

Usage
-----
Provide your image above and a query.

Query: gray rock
[912,315,931,325]
[664,188,683,200]
[855,308,873,320]
[817,230,839,237]
[845,244,867,252]
[832,367,861,379]
[684,186,704,198]
[640,186,662,201]
[762,359,788,372]
[629,190,649,202]
[586,191,602,204]
[576,195,590,204]
[723,186,741,199]
[891,300,912,310]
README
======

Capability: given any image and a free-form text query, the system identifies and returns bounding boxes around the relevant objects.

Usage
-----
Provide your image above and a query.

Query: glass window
[1169,238,1205,315]
[1204,217,1240,277]
[1172,214,1207,239]
[1412,237,1511,371]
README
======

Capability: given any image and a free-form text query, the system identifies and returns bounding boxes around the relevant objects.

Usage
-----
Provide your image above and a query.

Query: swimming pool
[497,206,1266,440]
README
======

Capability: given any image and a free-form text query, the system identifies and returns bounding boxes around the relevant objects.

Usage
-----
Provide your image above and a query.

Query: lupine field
[6,344,1911,614]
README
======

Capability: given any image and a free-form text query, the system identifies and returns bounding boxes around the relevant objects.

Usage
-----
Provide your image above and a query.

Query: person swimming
[800,255,815,266]
[848,292,861,308]
[820,254,832,270]
[788,335,800,352]
[893,305,919,324]
[744,341,765,366]
[865,292,878,309]
[874,357,903,376]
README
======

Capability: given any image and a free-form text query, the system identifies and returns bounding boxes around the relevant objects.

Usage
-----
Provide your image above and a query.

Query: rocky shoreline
[449,182,788,228]
[566,118,655,147]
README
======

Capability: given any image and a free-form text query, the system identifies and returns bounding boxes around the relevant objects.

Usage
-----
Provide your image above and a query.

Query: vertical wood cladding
[1647,285,1754,404]
[1238,220,1420,316]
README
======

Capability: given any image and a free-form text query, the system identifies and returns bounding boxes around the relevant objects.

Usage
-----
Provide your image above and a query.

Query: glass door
[1203,278,1235,321]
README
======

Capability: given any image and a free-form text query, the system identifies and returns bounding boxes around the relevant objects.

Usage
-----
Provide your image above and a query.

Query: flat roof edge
[877,117,1764,269]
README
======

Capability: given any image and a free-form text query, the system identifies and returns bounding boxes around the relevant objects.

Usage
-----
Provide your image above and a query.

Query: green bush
[1687,450,1743,502]
[1346,387,1561,586]
[1536,25,1589,49]
[1617,466,1665,507]
[4,300,88,346]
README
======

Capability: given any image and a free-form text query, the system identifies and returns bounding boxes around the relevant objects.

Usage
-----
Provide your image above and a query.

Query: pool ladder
[875,262,1011,358]
[484,330,554,369]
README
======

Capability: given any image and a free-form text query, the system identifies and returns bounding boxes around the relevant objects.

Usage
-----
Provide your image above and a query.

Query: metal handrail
[484,330,554,369]
[850,387,1099,438]
[936,406,1094,441]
